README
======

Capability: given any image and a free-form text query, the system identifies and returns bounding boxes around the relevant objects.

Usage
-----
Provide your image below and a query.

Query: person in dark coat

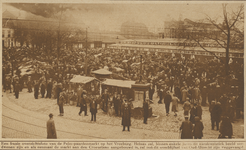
[77,85,83,107]
[149,84,155,101]
[180,116,193,139]
[113,92,120,116]
[34,80,39,99]
[56,83,62,104]
[196,102,202,120]
[219,116,233,138]
[193,116,204,139]
[90,97,98,121]
[122,99,131,131]
[58,91,65,116]
[101,89,110,112]
[143,99,149,124]
[190,104,196,124]
[211,102,222,130]
[201,86,207,106]
[164,91,172,116]
[47,113,57,139]
[46,79,53,98]
[27,77,32,93]
[40,81,46,98]
[183,98,191,116]
[14,81,20,99]
[79,91,88,116]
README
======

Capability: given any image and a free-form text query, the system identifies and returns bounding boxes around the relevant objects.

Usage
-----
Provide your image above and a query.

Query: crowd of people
[2,47,244,139]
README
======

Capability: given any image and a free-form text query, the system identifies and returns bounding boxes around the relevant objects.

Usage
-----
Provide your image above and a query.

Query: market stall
[101,79,135,98]
[70,75,100,95]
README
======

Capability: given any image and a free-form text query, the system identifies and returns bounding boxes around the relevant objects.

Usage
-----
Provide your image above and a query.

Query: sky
[2,2,243,32]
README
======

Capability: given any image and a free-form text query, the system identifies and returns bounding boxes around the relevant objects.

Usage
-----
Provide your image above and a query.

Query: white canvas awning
[92,69,112,75]
[70,75,98,84]
[102,79,135,88]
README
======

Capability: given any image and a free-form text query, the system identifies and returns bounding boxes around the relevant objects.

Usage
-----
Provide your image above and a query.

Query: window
[8,30,11,38]
[2,30,4,38]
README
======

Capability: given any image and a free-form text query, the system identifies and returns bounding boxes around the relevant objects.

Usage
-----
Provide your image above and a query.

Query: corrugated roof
[70,75,97,84]
[102,79,135,88]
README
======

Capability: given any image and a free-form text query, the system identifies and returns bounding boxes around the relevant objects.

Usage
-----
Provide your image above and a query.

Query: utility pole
[85,28,88,76]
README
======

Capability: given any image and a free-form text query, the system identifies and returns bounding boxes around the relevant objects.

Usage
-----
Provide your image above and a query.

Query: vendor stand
[131,83,152,118]
[102,79,135,98]
[70,75,100,95]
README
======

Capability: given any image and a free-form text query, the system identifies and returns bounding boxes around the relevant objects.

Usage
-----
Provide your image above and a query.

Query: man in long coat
[113,92,120,116]
[58,91,65,116]
[180,116,193,139]
[79,91,88,116]
[143,99,149,124]
[40,81,46,98]
[47,113,57,139]
[77,85,83,107]
[193,116,204,139]
[101,89,110,112]
[164,91,172,116]
[27,76,33,93]
[46,79,53,98]
[14,81,20,99]
[34,80,39,99]
[219,116,233,138]
[90,97,98,121]
[122,99,131,131]
[211,102,222,130]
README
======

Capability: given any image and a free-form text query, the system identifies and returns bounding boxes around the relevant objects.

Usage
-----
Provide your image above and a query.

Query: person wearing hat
[193,116,204,139]
[180,115,193,139]
[90,97,98,121]
[113,92,120,116]
[14,81,20,99]
[143,99,149,124]
[47,113,57,139]
[122,99,131,131]
[219,116,233,138]
[34,80,40,99]
[101,89,110,112]
[27,76,33,93]
[40,81,46,98]
[164,90,172,116]
[56,83,63,104]
[46,79,53,99]
[58,91,65,116]
[78,91,88,116]
[211,102,222,130]
[201,85,207,106]
[172,94,179,116]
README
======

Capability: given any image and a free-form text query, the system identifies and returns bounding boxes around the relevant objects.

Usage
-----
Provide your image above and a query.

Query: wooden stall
[70,75,100,95]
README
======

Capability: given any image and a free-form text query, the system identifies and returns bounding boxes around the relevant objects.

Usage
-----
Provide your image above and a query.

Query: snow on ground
[4,88,244,139]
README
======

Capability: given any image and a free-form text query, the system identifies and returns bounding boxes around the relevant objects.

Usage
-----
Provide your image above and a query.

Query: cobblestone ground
[3,88,244,139]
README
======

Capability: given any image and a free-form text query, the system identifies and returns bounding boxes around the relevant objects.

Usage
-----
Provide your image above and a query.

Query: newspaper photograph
[1,0,245,149]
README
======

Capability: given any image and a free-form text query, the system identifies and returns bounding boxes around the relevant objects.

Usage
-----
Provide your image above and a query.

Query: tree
[181,4,243,79]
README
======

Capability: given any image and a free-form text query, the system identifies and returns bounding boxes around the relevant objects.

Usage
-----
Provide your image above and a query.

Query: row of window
[2,29,13,38]
[108,46,243,58]
[121,41,221,48]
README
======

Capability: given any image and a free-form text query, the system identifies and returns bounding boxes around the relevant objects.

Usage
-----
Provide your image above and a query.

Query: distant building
[2,10,17,47]
[159,18,220,39]
[120,21,155,39]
